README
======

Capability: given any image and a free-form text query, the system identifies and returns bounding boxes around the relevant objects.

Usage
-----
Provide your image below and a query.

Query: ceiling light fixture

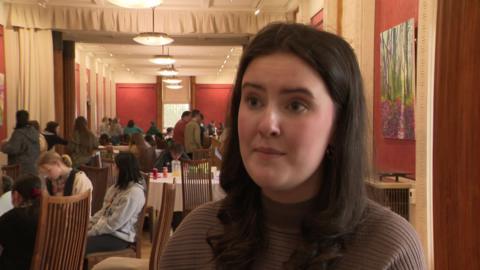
[254,0,263,15]
[149,46,175,65]
[107,0,162,9]
[38,0,48,8]
[162,77,182,84]
[133,7,174,46]
[158,65,179,76]
[166,83,182,90]
[150,55,175,65]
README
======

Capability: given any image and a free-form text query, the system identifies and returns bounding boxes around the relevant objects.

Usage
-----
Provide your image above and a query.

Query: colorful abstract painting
[0,73,4,126]
[380,19,415,140]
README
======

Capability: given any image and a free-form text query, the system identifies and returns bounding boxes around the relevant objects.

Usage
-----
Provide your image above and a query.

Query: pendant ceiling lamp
[150,55,175,65]
[133,7,174,46]
[158,66,179,77]
[149,46,175,65]
[162,77,182,84]
[108,0,162,9]
[166,83,182,90]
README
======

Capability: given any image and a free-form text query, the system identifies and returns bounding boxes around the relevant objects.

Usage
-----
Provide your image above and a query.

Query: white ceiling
[77,42,243,76]
[8,0,298,78]
[10,0,297,11]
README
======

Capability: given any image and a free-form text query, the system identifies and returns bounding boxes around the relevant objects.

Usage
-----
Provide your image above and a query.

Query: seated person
[0,176,14,217]
[86,152,146,255]
[37,152,93,197]
[144,134,156,149]
[119,134,131,146]
[99,134,111,146]
[154,143,190,172]
[0,174,42,270]
[164,127,174,140]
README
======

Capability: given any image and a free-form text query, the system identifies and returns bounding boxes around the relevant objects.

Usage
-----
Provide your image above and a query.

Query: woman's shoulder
[182,200,222,226]
[359,201,420,242]
[342,200,426,269]
[159,201,223,269]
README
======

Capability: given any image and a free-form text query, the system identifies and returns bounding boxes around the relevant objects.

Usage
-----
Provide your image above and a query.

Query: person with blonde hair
[37,151,92,197]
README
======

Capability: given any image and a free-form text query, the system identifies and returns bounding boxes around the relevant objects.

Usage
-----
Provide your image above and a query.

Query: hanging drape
[4,27,55,134]
[5,3,295,34]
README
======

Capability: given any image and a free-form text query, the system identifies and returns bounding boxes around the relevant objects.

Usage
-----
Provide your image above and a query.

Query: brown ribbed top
[159,197,426,270]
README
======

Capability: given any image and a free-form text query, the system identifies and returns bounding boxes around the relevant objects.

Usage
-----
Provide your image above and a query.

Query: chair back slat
[180,159,212,216]
[31,191,90,270]
[101,158,117,188]
[1,164,21,181]
[150,181,176,270]
[192,149,211,160]
[80,165,109,214]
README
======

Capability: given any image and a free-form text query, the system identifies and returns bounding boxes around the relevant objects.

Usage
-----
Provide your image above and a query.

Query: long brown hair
[72,116,96,149]
[207,23,368,269]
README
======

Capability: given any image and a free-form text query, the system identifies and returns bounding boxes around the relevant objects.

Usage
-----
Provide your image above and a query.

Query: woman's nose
[257,107,281,138]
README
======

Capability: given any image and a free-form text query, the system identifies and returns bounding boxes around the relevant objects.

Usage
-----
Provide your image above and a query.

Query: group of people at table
[0,22,426,270]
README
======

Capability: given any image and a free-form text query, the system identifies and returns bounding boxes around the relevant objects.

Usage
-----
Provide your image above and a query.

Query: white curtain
[4,27,55,135]
[6,3,295,34]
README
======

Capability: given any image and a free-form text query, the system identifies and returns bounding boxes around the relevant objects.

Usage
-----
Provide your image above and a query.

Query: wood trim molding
[156,76,163,130]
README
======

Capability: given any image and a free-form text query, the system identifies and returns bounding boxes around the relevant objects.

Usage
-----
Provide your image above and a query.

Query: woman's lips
[253,147,286,156]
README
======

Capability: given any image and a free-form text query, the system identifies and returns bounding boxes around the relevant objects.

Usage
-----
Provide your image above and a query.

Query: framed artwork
[0,73,4,126]
[380,18,416,140]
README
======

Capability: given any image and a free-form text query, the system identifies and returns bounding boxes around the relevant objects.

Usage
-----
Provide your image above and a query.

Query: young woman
[0,174,42,270]
[159,23,426,269]
[68,116,99,168]
[86,152,145,255]
[37,152,93,197]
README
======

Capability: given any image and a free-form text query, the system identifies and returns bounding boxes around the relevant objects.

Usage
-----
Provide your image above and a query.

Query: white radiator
[365,178,414,222]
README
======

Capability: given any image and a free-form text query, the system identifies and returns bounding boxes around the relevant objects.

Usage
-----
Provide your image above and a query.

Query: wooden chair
[80,165,109,214]
[89,153,102,168]
[1,164,21,181]
[31,191,91,270]
[137,147,157,172]
[180,159,212,217]
[192,148,211,160]
[85,183,149,270]
[92,181,176,270]
[101,157,117,188]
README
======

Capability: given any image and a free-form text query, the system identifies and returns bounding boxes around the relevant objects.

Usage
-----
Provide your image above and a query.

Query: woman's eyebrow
[241,82,265,91]
[279,87,314,98]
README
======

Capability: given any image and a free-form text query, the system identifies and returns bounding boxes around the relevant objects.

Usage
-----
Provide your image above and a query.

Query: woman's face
[39,162,63,180]
[238,52,336,203]
[11,190,23,207]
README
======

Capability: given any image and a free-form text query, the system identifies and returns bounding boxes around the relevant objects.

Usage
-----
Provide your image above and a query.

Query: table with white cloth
[147,173,224,212]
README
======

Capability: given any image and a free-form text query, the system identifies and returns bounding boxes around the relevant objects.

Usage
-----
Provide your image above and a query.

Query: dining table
[146,172,224,212]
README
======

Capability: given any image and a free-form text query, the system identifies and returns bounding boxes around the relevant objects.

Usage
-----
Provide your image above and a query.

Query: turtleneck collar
[262,195,317,234]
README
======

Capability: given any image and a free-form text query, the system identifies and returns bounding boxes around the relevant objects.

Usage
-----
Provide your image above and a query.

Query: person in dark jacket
[0,174,42,270]
[1,110,40,175]
[43,121,68,150]
[154,143,190,172]
[146,121,162,139]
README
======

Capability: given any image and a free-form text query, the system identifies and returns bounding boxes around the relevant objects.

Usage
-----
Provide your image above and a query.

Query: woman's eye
[245,96,262,109]
[287,101,308,113]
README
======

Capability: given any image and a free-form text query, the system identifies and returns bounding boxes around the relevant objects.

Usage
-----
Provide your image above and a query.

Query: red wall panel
[195,84,232,126]
[116,83,157,131]
[374,0,418,175]
[0,26,6,140]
